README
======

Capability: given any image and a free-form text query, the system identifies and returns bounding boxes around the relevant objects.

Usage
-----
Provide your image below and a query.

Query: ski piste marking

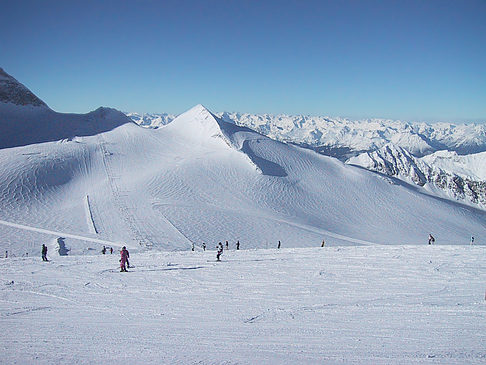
[0,219,135,248]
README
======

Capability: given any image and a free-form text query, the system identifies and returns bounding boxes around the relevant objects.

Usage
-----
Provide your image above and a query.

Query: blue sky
[1,0,485,121]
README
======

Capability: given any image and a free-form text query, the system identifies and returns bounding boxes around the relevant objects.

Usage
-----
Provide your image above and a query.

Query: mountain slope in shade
[0,67,133,149]
[0,67,47,107]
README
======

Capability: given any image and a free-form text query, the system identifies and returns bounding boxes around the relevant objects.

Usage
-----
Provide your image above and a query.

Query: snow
[421,150,486,181]
[1,103,486,256]
[1,245,485,364]
[1,67,486,363]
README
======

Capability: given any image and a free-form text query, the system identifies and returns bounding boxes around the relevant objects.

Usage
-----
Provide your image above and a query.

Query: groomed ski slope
[1,245,485,364]
[1,104,486,256]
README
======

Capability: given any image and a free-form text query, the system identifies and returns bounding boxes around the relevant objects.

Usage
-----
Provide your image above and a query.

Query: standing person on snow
[120,246,129,272]
[41,244,48,261]
[278,241,281,249]
[216,245,223,261]
[236,240,240,250]
[225,241,229,250]
[428,234,435,245]
[470,236,475,245]
[102,246,106,254]
[202,243,206,251]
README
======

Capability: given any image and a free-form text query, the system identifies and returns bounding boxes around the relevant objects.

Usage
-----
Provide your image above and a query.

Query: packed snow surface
[1,246,485,364]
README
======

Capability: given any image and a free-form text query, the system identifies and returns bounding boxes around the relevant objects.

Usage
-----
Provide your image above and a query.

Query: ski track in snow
[0,246,485,364]
[0,219,133,248]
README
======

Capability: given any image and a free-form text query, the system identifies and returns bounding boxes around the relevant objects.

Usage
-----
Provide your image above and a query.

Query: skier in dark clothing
[41,244,48,261]
[110,247,113,254]
[428,234,435,245]
[202,243,206,251]
[225,241,229,250]
[102,246,106,254]
[278,240,281,249]
[236,240,240,250]
[216,245,223,261]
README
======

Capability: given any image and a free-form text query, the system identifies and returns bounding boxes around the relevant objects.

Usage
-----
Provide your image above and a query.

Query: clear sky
[1,0,485,121]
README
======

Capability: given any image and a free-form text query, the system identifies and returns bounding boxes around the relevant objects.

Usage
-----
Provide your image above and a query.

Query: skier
[225,241,229,250]
[428,234,435,245]
[236,240,240,250]
[202,243,206,251]
[5,251,7,258]
[470,236,475,245]
[41,244,48,261]
[321,239,325,247]
[110,247,113,254]
[216,245,223,261]
[278,240,281,249]
[101,246,106,254]
[120,246,129,272]
[192,243,195,252]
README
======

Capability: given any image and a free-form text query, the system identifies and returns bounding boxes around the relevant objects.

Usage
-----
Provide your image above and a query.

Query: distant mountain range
[127,111,486,209]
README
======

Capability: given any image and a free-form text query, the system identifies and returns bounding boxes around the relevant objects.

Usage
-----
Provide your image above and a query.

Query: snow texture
[1,246,485,364]
[1,67,486,364]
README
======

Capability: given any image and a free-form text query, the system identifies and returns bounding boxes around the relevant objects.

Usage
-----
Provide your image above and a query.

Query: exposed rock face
[0,68,47,107]
[348,144,486,209]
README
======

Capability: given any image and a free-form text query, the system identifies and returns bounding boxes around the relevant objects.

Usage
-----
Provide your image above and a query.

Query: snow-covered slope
[2,98,486,256]
[2,246,485,364]
[347,145,486,209]
[126,111,175,128]
[0,68,133,149]
[127,111,486,158]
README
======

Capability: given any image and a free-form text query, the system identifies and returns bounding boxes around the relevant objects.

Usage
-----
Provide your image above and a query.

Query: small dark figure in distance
[470,236,475,245]
[236,240,240,250]
[202,243,206,251]
[216,245,223,261]
[192,243,195,251]
[278,240,281,249]
[5,251,7,258]
[120,246,129,272]
[321,240,325,247]
[102,246,106,254]
[41,244,48,261]
[110,247,113,254]
[428,234,435,245]
[225,241,229,250]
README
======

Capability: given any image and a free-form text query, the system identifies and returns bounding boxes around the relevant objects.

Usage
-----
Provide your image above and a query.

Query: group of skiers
[35,234,479,271]
[101,246,114,255]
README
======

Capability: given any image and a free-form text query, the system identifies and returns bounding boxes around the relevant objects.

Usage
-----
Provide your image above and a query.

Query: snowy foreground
[1,245,485,364]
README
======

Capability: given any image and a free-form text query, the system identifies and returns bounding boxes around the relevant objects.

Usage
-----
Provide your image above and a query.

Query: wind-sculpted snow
[1,102,486,256]
[128,111,486,208]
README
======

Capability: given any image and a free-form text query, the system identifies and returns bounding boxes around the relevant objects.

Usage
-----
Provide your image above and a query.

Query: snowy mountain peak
[0,67,48,108]
[167,104,228,141]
